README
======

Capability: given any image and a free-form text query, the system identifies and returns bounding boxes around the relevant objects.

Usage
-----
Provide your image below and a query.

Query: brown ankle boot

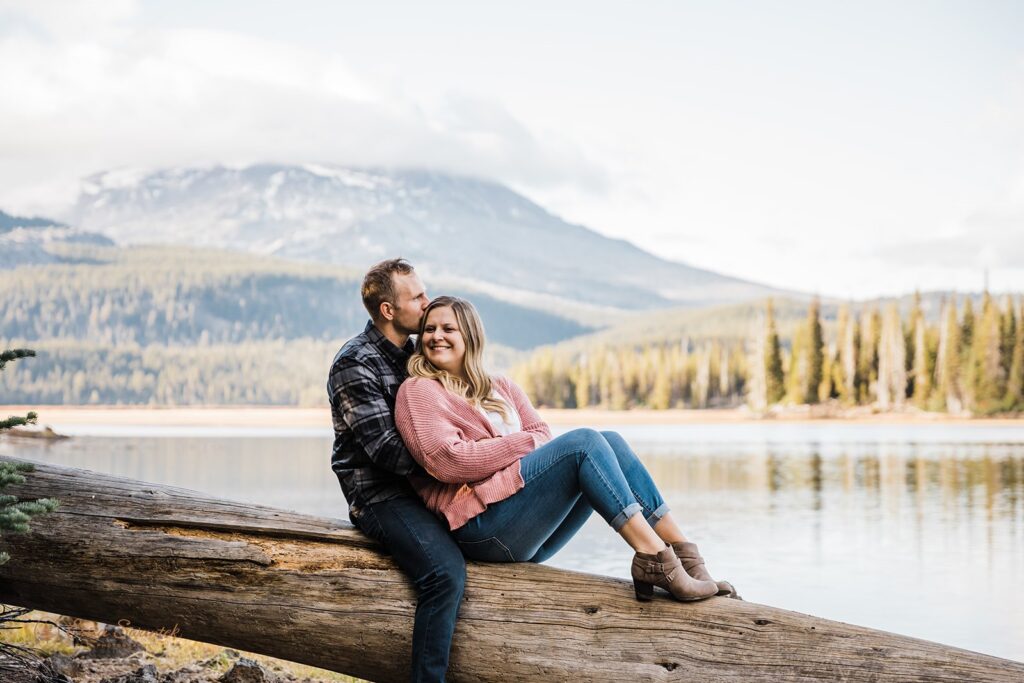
[631,547,718,602]
[671,541,741,599]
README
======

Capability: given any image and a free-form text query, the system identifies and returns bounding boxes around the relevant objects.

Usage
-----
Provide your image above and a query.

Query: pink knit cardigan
[395,375,552,530]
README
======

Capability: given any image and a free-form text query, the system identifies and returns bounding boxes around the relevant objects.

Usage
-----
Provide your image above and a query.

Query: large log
[0,456,1020,682]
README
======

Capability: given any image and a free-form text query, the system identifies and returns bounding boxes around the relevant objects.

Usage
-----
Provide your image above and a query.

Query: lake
[3,421,1022,663]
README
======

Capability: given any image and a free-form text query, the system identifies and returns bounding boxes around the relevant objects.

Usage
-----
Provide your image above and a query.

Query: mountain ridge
[67,163,795,312]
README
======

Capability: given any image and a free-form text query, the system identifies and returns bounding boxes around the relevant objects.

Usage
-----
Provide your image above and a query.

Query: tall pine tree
[764,299,785,404]
[967,292,1004,413]
[877,303,907,409]
[1005,300,1024,411]
[806,298,825,404]
[933,299,963,413]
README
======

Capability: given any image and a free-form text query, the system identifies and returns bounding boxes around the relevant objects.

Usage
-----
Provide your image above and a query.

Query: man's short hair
[362,258,415,322]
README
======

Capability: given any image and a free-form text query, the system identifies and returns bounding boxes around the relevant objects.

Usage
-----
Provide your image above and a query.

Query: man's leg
[358,497,466,683]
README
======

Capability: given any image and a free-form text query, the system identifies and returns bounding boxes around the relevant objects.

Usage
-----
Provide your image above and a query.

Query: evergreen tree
[650,349,671,410]
[999,296,1016,391]
[1005,301,1024,411]
[933,299,963,413]
[960,296,975,366]
[718,344,731,401]
[805,298,824,404]
[747,313,768,411]
[877,303,907,409]
[693,347,711,408]
[967,292,1004,413]
[907,292,922,402]
[835,304,856,404]
[1,349,59,566]
[911,310,930,409]
[764,300,785,404]
[819,343,837,403]
[786,326,808,404]
[857,307,881,404]
[573,354,592,409]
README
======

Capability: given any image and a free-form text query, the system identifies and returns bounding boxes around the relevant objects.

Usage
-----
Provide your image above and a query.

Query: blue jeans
[453,428,669,563]
[355,496,466,683]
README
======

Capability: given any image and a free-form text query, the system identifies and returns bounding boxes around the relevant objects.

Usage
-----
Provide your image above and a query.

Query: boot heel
[633,578,654,601]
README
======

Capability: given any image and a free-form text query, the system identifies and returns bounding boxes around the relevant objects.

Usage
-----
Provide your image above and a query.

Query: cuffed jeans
[453,428,670,563]
[355,495,466,683]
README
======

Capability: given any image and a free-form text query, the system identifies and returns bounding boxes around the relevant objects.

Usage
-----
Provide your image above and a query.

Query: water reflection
[2,425,1023,662]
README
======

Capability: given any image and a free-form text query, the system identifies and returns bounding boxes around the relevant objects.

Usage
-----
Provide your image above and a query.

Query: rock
[160,663,210,683]
[219,658,275,683]
[81,626,145,660]
[201,648,242,669]
[40,653,82,679]
[99,664,160,683]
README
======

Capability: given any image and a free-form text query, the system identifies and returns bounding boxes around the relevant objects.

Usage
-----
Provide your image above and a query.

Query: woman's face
[422,306,467,377]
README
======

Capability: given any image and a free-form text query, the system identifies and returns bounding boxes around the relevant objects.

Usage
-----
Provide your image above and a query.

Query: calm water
[3,422,1022,663]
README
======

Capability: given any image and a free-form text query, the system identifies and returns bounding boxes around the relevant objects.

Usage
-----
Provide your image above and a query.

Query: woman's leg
[456,428,718,601]
[454,428,666,561]
[599,430,692,544]
[527,495,593,563]
[600,431,737,597]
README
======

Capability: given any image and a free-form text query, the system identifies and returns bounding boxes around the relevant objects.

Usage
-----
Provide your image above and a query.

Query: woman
[395,296,736,602]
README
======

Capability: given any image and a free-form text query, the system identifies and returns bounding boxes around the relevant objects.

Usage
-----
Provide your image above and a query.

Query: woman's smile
[422,306,467,375]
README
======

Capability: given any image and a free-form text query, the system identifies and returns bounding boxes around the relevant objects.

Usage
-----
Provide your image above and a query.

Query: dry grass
[0,611,366,682]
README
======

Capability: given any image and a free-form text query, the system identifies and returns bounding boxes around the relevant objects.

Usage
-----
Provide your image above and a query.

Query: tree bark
[1,456,1021,682]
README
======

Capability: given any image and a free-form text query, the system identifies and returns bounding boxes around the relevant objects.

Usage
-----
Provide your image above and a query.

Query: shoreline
[4,405,1024,428]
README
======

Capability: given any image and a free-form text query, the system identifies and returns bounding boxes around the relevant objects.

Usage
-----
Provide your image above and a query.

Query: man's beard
[395,316,422,337]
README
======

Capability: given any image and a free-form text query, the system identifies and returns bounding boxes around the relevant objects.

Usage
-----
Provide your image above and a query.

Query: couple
[328,258,736,682]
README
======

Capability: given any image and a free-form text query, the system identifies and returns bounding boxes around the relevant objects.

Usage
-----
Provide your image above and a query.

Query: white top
[478,390,521,436]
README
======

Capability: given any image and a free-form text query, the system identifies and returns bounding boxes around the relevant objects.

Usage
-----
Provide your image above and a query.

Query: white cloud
[871,175,1024,270]
[0,3,606,215]
[0,0,136,39]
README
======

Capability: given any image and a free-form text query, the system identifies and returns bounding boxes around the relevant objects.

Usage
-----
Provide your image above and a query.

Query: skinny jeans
[452,428,669,563]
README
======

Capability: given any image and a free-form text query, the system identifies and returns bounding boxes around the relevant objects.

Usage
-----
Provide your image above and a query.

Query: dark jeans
[355,495,466,683]
[453,428,669,563]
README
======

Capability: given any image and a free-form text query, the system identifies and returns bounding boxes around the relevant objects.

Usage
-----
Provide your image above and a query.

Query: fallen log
[0,456,1020,682]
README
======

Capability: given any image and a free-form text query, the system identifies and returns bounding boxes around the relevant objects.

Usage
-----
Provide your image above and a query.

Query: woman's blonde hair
[408,296,511,421]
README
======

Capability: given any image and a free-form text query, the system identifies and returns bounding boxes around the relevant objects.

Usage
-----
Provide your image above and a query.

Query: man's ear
[379,301,395,322]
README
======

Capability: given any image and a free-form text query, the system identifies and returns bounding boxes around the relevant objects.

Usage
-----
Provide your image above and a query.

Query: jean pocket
[457,536,516,562]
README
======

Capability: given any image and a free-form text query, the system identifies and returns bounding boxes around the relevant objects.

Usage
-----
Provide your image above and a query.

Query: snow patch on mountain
[67,163,789,311]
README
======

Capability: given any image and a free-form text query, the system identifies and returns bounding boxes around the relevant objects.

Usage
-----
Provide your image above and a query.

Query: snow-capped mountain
[69,164,788,312]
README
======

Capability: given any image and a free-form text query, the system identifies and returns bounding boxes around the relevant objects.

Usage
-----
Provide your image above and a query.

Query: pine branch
[0,461,33,487]
[0,349,35,371]
[0,412,37,431]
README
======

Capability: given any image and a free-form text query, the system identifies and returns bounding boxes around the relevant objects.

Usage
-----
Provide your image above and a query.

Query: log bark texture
[0,456,1021,682]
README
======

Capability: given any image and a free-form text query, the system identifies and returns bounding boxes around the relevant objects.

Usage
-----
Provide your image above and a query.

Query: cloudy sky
[1,0,1022,299]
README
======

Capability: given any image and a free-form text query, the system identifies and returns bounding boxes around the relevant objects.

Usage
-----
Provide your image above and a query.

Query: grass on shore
[0,611,366,682]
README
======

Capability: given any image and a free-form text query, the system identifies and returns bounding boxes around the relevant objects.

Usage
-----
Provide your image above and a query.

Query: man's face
[388,271,429,336]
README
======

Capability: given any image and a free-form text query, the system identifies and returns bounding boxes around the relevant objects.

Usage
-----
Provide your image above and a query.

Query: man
[327,258,465,683]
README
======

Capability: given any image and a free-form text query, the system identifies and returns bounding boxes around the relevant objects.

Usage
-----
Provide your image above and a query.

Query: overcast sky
[1,0,1022,299]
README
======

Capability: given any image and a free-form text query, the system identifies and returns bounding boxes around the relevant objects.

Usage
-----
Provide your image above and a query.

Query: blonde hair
[408,296,511,421]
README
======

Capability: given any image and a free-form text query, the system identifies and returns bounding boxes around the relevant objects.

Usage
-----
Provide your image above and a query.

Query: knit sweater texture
[395,375,552,530]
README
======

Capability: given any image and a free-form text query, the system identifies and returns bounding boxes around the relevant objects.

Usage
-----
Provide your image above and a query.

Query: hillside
[1,244,590,350]
[66,164,792,313]
[545,290,981,354]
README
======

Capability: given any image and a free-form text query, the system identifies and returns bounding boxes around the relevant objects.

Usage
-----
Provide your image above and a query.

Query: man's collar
[364,320,414,356]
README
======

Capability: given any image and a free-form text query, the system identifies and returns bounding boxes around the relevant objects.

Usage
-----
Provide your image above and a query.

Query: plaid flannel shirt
[328,320,421,518]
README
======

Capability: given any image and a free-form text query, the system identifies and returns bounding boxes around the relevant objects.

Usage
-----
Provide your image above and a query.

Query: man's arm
[330,357,418,476]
